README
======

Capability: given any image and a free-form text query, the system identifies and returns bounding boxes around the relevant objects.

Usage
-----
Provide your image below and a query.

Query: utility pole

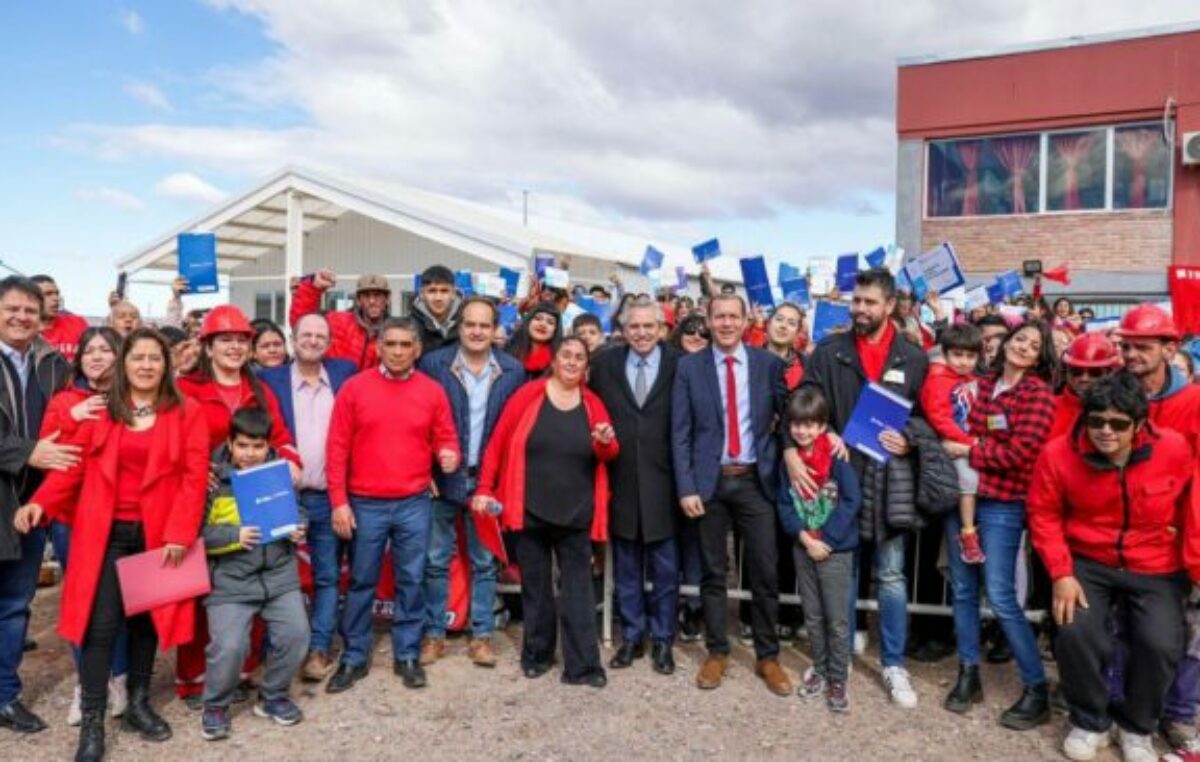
[0,259,25,276]
[522,190,529,227]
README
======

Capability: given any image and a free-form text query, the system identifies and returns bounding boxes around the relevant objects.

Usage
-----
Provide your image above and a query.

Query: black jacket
[589,343,680,543]
[0,338,70,561]
[411,296,462,354]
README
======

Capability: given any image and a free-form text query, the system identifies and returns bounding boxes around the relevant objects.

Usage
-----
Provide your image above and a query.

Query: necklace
[130,404,156,418]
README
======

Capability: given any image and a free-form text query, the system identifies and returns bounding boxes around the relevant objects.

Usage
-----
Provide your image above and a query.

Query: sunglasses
[1085,414,1135,433]
[1068,367,1109,379]
[683,328,710,339]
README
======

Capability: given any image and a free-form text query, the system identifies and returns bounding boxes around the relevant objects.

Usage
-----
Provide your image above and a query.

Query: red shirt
[40,312,89,363]
[114,426,154,521]
[214,381,244,413]
[326,368,460,507]
[855,320,895,383]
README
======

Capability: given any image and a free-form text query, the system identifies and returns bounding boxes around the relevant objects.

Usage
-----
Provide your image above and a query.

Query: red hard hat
[199,305,254,340]
[1115,303,1179,341]
[1063,333,1122,369]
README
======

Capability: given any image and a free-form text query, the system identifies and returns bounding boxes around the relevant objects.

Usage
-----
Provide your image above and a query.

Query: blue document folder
[640,245,665,275]
[842,383,914,464]
[230,460,300,543]
[864,246,887,269]
[778,262,802,284]
[835,253,859,292]
[812,300,851,343]
[692,238,721,264]
[534,254,555,279]
[780,277,810,306]
[455,270,474,297]
[498,304,519,331]
[178,233,219,294]
[986,280,1006,305]
[499,267,522,298]
[997,270,1024,299]
[739,256,775,309]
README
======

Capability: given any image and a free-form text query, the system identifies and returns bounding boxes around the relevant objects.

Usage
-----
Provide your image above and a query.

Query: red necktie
[725,355,742,459]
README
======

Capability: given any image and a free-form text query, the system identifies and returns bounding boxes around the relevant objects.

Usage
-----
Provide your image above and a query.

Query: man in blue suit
[671,293,792,696]
[258,312,358,683]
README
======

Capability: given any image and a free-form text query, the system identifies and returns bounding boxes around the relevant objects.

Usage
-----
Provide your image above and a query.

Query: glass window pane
[1046,130,1106,211]
[273,291,286,325]
[1113,124,1171,209]
[927,135,1040,217]
[254,292,272,320]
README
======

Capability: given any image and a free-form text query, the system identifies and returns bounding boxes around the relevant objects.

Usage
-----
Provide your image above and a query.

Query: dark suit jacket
[258,359,359,439]
[671,344,786,502]
[588,343,680,544]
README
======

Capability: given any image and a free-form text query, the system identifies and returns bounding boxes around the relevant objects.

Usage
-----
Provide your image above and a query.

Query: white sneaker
[853,631,867,655]
[1115,727,1156,762]
[108,674,127,718]
[1062,725,1110,761]
[67,684,82,726]
[881,666,918,708]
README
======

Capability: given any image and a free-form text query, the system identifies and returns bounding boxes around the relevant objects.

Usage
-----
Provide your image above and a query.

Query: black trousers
[80,521,158,713]
[1056,556,1187,735]
[698,473,779,659]
[517,522,602,680]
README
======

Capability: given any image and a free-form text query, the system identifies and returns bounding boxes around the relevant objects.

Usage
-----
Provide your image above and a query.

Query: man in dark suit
[589,297,680,675]
[671,293,791,696]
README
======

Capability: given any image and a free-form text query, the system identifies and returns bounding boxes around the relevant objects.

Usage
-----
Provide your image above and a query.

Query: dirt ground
[0,585,1157,761]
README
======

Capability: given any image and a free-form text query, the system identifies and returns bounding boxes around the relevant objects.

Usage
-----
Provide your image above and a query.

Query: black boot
[121,684,171,742]
[943,664,983,714]
[999,683,1050,731]
[75,709,105,762]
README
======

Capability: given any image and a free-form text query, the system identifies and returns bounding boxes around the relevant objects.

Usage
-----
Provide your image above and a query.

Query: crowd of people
[2,261,1200,762]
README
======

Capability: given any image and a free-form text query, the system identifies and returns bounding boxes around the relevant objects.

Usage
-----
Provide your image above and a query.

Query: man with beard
[290,270,393,370]
[797,268,928,708]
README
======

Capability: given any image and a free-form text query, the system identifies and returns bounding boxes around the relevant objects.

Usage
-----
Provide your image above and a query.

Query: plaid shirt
[968,373,1055,503]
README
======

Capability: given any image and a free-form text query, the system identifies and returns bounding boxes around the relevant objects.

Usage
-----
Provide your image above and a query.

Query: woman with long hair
[15,328,210,761]
[670,313,711,355]
[505,303,562,376]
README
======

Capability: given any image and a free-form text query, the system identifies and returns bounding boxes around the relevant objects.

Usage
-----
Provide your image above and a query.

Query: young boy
[920,323,984,563]
[571,313,606,354]
[776,387,861,713]
[200,408,309,741]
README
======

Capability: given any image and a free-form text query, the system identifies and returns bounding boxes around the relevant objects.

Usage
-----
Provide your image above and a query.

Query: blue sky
[2,1,1193,316]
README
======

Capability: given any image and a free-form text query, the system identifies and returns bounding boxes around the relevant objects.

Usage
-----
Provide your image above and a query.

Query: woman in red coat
[473,337,618,686]
[172,305,299,704]
[15,328,209,760]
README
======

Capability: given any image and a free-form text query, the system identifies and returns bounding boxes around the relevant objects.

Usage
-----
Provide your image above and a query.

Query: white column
[284,190,304,326]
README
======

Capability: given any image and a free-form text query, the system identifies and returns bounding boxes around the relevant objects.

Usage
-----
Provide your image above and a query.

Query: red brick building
[895,23,1200,307]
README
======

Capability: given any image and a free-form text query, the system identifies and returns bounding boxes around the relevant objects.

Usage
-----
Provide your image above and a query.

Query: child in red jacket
[920,324,985,563]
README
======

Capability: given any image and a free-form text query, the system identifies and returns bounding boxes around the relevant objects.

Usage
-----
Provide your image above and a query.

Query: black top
[524,399,594,529]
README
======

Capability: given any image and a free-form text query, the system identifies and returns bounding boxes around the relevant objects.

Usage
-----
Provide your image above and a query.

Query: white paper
[963,286,990,312]
[476,274,506,299]
[911,242,966,295]
[808,257,835,295]
[543,266,570,290]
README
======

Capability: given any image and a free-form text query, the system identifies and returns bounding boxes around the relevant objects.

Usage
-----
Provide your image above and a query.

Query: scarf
[796,434,833,499]
[524,343,553,374]
[790,434,837,535]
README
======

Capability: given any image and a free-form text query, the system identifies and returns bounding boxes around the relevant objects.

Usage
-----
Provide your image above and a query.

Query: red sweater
[40,312,89,363]
[920,362,976,445]
[1028,427,1200,581]
[176,373,300,465]
[326,368,459,507]
[474,378,619,544]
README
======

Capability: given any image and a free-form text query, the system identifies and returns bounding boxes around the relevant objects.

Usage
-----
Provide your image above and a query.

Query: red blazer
[289,280,379,370]
[1028,426,1199,582]
[39,385,92,442]
[176,373,301,465]
[31,400,210,648]
[474,378,619,545]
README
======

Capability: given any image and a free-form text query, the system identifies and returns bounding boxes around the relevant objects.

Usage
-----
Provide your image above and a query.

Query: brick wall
[921,209,1172,272]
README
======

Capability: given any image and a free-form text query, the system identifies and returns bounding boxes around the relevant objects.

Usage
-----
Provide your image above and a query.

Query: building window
[926,121,1171,218]
[253,290,287,324]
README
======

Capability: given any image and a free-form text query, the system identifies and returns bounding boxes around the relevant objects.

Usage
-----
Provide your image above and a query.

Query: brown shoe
[696,655,729,690]
[467,638,497,668]
[301,650,336,682]
[419,637,445,666]
[755,658,793,696]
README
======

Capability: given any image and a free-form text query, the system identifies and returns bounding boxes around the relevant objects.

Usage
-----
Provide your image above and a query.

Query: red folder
[116,538,211,616]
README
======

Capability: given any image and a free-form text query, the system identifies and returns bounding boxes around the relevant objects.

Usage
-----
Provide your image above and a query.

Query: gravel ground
[1,586,1151,761]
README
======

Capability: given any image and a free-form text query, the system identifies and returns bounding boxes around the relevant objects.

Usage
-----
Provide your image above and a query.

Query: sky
[1,0,1197,316]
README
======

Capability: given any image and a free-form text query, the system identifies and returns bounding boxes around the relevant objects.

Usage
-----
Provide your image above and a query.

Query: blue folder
[498,304,519,331]
[864,246,887,269]
[230,460,300,544]
[499,267,522,298]
[779,262,802,284]
[739,256,775,309]
[836,253,859,292]
[534,254,555,279]
[986,280,1006,305]
[640,245,665,275]
[692,238,721,264]
[177,233,219,294]
[780,276,810,306]
[997,270,1024,299]
[455,270,474,297]
[842,383,914,464]
[812,301,851,342]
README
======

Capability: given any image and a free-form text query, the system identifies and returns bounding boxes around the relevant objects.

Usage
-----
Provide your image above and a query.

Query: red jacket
[1049,388,1083,440]
[1028,426,1200,582]
[474,378,619,544]
[40,312,89,363]
[39,385,92,443]
[289,280,381,370]
[325,368,459,508]
[31,400,210,648]
[1149,374,1200,453]
[176,373,300,465]
[920,362,975,445]
[967,373,1055,502]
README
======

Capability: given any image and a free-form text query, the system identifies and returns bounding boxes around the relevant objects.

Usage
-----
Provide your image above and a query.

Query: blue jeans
[0,527,46,707]
[50,521,128,676]
[302,491,350,655]
[340,494,432,666]
[849,532,909,668]
[423,493,498,639]
[946,501,1046,687]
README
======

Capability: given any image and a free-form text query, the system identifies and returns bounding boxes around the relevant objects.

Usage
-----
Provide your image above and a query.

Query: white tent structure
[116,167,743,324]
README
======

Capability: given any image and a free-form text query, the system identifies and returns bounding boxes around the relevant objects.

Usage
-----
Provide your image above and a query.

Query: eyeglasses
[1067,367,1109,379]
[682,328,710,339]
[1084,414,1135,433]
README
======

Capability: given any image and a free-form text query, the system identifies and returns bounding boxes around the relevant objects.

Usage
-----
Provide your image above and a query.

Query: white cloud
[78,1,1200,226]
[120,9,144,35]
[123,81,173,112]
[154,172,228,204]
[74,186,146,211]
